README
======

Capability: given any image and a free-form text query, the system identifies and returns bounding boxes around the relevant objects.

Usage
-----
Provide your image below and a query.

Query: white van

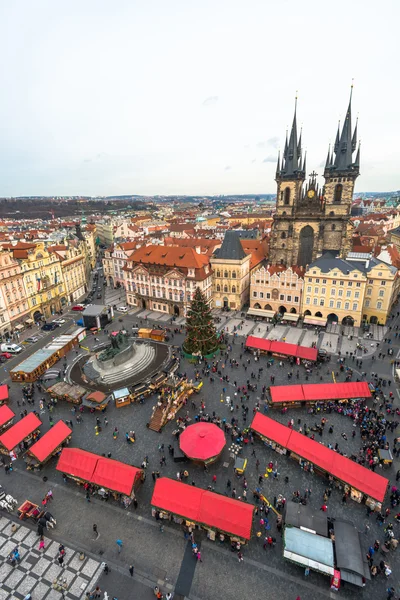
[1,343,22,354]
[117,306,128,313]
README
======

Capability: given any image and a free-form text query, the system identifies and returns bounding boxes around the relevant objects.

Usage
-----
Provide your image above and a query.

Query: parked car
[0,352,12,361]
[0,343,22,354]
[42,323,58,331]
[53,318,66,325]
[117,306,128,313]
[72,305,85,311]
[25,336,40,343]
[97,293,102,299]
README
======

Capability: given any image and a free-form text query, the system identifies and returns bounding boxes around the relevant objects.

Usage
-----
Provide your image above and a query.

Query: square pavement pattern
[0,516,102,599]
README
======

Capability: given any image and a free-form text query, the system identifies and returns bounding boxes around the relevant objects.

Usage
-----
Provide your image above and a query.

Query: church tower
[322,88,360,257]
[269,91,360,268]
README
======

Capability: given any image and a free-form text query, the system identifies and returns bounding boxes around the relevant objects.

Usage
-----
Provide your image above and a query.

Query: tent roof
[251,412,292,447]
[284,502,328,537]
[151,478,254,539]
[56,448,97,481]
[0,404,15,427]
[245,336,317,361]
[179,423,226,460]
[91,457,142,496]
[251,413,388,502]
[334,520,369,578]
[284,527,334,567]
[270,381,372,404]
[28,420,72,463]
[0,413,42,451]
[0,384,9,403]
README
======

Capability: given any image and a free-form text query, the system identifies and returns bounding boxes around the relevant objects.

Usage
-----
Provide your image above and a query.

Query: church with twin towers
[268,90,361,268]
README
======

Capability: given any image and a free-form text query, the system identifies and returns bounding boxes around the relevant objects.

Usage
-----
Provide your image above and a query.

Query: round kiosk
[179,422,226,466]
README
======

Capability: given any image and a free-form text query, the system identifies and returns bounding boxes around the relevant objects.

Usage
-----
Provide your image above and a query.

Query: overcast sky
[0,0,398,197]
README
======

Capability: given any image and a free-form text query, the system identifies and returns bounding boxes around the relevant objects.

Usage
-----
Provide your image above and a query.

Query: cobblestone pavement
[1,301,400,600]
[0,515,102,599]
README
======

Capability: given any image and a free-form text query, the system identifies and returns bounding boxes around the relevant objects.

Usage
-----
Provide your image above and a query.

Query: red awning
[28,420,72,463]
[179,423,226,460]
[151,478,254,539]
[0,404,15,428]
[251,412,292,446]
[302,381,372,401]
[0,384,9,403]
[270,385,305,403]
[245,336,271,352]
[245,336,317,361]
[270,382,372,404]
[56,448,97,481]
[250,413,388,502]
[0,413,42,451]
[91,457,142,496]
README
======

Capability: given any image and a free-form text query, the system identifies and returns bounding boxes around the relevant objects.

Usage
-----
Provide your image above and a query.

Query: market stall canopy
[250,413,388,503]
[48,382,87,402]
[91,457,142,496]
[179,423,226,461]
[0,404,15,428]
[0,412,42,451]
[82,391,110,410]
[334,520,371,585]
[113,388,130,401]
[151,478,254,540]
[245,336,317,362]
[28,420,72,463]
[303,316,327,326]
[284,527,334,575]
[284,502,328,537]
[0,384,9,404]
[56,447,97,481]
[14,324,24,331]
[247,308,276,318]
[270,381,372,404]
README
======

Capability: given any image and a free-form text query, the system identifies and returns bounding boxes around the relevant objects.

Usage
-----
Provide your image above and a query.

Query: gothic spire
[354,143,360,169]
[281,96,304,179]
[325,145,331,169]
[275,150,281,178]
[325,85,360,177]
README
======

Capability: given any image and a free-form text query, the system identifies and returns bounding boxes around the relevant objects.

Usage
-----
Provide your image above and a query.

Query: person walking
[129,565,134,577]
[116,539,123,554]
[93,524,99,539]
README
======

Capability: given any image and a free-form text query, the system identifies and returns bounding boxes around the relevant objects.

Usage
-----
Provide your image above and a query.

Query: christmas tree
[183,287,220,356]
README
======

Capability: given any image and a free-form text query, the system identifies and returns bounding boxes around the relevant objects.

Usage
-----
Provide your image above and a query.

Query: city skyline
[1,0,399,196]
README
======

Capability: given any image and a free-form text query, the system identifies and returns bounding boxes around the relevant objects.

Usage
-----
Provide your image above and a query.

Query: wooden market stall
[269,381,372,409]
[9,327,86,383]
[47,381,87,405]
[24,420,72,471]
[56,447,144,507]
[0,413,42,456]
[138,328,167,342]
[250,412,388,510]
[0,384,10,405]
[82,391,110,411]
[179,423,226,466]
[148,376,194,432]
[245,336,318,362]
[0,404,15,434]
[113,387,131,408]
[151,478,254,544]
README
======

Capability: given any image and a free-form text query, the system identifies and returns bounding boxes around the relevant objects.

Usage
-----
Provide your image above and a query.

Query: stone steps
[101,344,155,384]
[148,407,164,432]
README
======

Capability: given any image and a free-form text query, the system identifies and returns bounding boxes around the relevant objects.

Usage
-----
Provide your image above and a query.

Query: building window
[321,288,326,295]
[259,291,263,298]
[369,279,373,284]
[287,295,292,302]
[331,289,336,296]
[224,271,228,278]
[315,278,320,283]
[313,298,318,305]
[314,288,319,294]
[266,293,271,299]
[217,285,221,292]
[232,286,236,293]
[354,291,360,299]
[232,271,236,278]
[344,302,350,310]
[348,281,352,287]
[381,280,386,285]
[306,297,311,305]
[334,183,343,203]
[367,287,372,295]
[322,279,326,284]
[224,286,228,293]
[253,291,257,297]
[339,281,344,286]
[356,282,361,287]
[332,280,336,285]
[280,295,284,301]
[336,301,341,309]
[329,300,334,308]
[320,299,324,306]
[352,303,358,311]
[365,299,370,307]
[284,187,290,205]
[307,286,311,293]
[379,289,384,297]
[346,290,351,298]
[377,301,382,310]
[294,296,299,303]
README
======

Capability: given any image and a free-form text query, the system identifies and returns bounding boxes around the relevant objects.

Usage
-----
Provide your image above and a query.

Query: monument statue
[99,331,130,361]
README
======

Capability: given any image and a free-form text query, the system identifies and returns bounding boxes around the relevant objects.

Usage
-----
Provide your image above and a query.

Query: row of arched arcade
[252,304,356,326]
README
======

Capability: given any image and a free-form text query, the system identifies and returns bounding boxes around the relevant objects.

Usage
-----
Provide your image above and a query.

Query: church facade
[268,92,360,268]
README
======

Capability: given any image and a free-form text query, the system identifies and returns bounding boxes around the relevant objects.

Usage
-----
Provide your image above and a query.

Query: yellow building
[302,253,398,327]
[49,244,87,303]
[12,242,65,320]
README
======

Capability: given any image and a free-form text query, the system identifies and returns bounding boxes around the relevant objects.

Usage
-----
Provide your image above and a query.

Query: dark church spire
[279,96,305,180]
[325,85,360,178]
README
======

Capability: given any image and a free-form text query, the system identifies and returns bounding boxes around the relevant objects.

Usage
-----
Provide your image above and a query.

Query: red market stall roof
[251,413,388,503]
[0,412,42,451]
[56,448,143,495]
[151,478,254,540]
[0,384,9,403]
[179,423,226,460]
[245,336,317,361]
[250,412,292,447]
[91,457,142,496]
[0,404,15,428]
[270,382,372,404]
[28,420,72,463]
[56,448,97,481]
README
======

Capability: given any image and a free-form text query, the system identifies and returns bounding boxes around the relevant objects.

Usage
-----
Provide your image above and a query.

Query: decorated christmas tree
[183,287,220,356]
